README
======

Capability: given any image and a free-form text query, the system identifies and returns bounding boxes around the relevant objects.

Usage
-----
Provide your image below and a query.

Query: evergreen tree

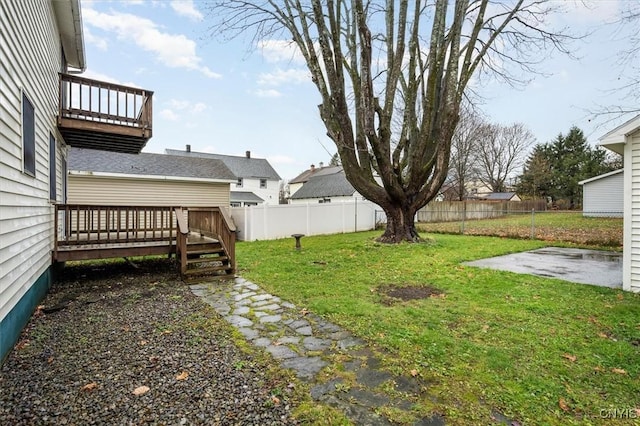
[517,126,620,208]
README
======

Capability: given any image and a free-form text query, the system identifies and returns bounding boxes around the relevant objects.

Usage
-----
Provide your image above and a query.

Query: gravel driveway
[0,259,301,425]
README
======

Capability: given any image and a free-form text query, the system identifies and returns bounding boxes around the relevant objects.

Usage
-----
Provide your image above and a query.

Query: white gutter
[68,170,237,184]
[52,0,86,72]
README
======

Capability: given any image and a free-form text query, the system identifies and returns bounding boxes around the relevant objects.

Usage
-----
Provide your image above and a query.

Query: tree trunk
[377,203,420,243]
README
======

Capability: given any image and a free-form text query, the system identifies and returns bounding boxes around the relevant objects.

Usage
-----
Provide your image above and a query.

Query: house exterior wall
[288,182,303,197]
[0,0,68,361]
[234,177,280,205]
[627,130,640,292]
[68,175,231,207]
[582,172,623,217]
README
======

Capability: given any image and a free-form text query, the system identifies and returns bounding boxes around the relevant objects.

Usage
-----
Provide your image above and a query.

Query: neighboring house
[289,167,360,204]
[288,163,340,197]
[68,148,236,206]
[1,0,154,361]
[477,192,522,202]
[166,147,281,206]
[599,114,640,293]
[578,169,623,218]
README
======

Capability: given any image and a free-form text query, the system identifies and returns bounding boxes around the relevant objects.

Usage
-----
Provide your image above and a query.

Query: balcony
[57,73,153,154]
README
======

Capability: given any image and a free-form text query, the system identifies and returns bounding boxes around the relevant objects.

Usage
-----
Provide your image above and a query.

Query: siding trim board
[0,266,53,364]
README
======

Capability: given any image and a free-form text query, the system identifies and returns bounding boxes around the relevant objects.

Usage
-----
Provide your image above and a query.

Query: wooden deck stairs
[182,234,234,280]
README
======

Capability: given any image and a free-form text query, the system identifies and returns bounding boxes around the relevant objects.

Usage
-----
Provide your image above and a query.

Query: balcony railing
[58,74,153,154]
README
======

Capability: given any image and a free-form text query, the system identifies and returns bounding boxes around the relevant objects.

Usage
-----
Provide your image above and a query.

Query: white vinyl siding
[0,0,67,322]
[234,177,280,205]
[629,131,640,292]
[582,171,623,217]
[68,175,231,207]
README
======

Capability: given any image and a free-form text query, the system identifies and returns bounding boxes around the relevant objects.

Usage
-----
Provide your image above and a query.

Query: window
[22,92,35,176]
[49,133,56,201]
[260,178,267,189]
[236,178,243,188]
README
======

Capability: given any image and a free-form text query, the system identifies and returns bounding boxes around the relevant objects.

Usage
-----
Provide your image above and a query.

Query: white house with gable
[599,114,640,293]
[167,147,281,206]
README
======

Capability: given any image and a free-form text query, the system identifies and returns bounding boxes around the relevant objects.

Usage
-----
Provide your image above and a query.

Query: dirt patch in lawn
[379,284,444,305]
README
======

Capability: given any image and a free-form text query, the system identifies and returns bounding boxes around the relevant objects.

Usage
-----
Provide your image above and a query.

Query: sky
[79,0,636,180]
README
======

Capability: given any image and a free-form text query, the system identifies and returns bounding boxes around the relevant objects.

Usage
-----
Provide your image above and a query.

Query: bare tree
[448,105,484,200]
[209,0,576,242]
[476,123,535,193]
[589,3,639,123]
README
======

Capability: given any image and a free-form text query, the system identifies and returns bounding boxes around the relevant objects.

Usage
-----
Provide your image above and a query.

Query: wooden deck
[54,205,236,278]
[58,73,153,154]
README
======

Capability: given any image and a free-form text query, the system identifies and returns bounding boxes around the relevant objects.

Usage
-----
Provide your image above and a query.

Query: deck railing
[55,204,176,247]
[59,73,153,132]
[187,207,237,273]
[54,205,236,275]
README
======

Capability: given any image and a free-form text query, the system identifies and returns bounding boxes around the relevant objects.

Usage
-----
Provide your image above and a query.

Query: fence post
[461,201,466,234]
[530,208,535,239]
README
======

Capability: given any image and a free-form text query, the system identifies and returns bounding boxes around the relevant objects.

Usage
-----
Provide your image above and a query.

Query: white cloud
[84,27,108,50]
[160,109,179,121]
[165,99,208,113]
[170,0,203,21]
[253,89,282,98]
[257,39,306,64]
[192,102,207,113]
[83,8,221,78]
[258,68,310,86]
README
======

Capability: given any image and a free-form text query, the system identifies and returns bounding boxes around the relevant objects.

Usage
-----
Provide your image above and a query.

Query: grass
[236,231,638,425]
[416,212,623,247]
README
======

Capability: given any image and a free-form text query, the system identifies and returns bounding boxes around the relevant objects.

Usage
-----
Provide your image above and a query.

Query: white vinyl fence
[230,199,381,241]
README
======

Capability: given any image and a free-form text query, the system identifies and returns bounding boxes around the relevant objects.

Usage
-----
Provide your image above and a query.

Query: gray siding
[582,172,623,217]
[0,1,66,322]
[68,175,231,207]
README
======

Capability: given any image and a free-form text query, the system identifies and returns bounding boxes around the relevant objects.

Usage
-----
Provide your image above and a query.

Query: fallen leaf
[562,353,577,362]
[149,356,159,363]
[121,326,131,332]
[176,371,189,381]
[300,308,309,316]
[271,395,281,405]
[594,366,604,372]
[410,369,419,377]
[133,385,150,396]
[139,340,148,346]
[47,356,54,364]
[597,332,609,339]
[82,382,98,392]
[162,330,172,334]
[616,293,624,300]
[611,368,627,375]
[15,340,29,350]
[559,397,570,412]
[482,325,490,333]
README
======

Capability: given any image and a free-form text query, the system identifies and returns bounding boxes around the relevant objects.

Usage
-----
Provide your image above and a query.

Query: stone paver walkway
[191,277,447,426]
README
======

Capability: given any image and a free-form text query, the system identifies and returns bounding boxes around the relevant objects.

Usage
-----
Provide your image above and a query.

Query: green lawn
[236,231,638,425]
[417,212,623,247]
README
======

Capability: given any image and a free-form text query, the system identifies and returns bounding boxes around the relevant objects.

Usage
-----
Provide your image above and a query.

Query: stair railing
[174,207,188,275]
[186,207,237,273]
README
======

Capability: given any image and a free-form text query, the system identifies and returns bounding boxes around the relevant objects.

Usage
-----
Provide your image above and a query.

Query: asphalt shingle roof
[165,149,281,181]
[482,192,518,201]
[230,191,264,203]
[290,168,356,199]
[289,165,342,184]
[68,148,236,181]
